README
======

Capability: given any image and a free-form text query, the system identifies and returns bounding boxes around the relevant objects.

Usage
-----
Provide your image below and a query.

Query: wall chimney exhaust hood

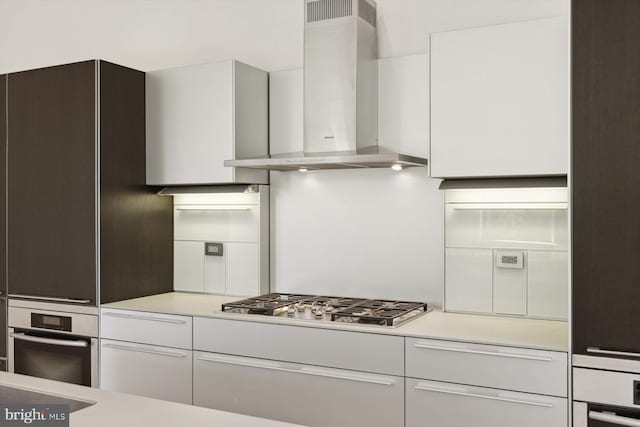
[224,0,428,171]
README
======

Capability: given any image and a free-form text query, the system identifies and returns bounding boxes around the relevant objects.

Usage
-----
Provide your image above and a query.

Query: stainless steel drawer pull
[196,354,395,386]
[102,312,187,324]
[11,333,88,348]
[414,384,553,408]
[175,205,252,211]
[587,347,640,359]
[589,411,640,426]
[413,343,553,362]
[9,294,92,304]
[103,344,186,358]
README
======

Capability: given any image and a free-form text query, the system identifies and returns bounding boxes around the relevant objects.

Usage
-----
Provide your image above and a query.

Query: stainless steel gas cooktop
[221,293,428,327]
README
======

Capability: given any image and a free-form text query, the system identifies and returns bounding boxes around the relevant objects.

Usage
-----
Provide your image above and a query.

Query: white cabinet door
[430,16,569,178]
[146,60,268,185]
[100,308,193,349]
[193,352,404,427]
[100,339,192,405]
[406,378,567,427]
[406,338,567,397]
[193,317,404,376]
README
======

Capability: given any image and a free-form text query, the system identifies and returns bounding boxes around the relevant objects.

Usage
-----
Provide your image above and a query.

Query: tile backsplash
[444,187,568,320]
[172,188,269,297]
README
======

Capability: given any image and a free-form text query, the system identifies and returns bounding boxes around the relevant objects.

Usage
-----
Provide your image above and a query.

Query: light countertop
[101,291,239,317]
[102,292,568,352]
[0,372,300,427]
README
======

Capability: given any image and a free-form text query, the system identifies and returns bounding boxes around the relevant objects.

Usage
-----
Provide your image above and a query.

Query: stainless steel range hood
[225,0,428,171]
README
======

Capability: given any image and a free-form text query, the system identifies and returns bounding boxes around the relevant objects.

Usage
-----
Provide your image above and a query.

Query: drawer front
[406,378,567,427]
[573,367,640,408]
[194,351,404,427]
[100,309,192,349]
[194,317,404,375]
[100,339,192,404]
[406,338,567,397]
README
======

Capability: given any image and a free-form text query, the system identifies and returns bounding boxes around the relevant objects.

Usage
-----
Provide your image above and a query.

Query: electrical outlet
[205,242,223,256]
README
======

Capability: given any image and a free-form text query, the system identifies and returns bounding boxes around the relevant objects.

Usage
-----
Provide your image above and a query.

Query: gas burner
[221,293,428,327]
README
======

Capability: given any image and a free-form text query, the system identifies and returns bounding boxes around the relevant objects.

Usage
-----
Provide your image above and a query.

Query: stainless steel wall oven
[7,300,98,387]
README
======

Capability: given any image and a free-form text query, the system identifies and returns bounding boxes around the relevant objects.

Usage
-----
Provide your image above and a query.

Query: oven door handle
[10,332,89,348]
[587,347,640,359]
[589,411,640,426]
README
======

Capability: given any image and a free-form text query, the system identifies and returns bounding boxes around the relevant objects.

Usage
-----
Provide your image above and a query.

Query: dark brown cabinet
[1,74,6,361]
[0,297,5,359]
[6,61,172,305]
[572,0,640,356]
[8,61,96,303]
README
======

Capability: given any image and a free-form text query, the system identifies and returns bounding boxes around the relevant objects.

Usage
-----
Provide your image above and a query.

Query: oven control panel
[31,313,72,332]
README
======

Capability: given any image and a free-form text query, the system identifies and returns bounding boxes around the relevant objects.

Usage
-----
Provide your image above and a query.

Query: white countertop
[102,292,568,352]
[0,372,300,427]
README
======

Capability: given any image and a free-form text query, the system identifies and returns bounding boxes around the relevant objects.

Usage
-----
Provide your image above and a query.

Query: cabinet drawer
[194,351,404,427]
[194,317,404,375]
[406,378,567,427]
[100,309,192,349]
[406,338,567,397]
[100,339,192,404]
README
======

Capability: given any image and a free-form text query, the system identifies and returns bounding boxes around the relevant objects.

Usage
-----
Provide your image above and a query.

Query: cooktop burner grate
[221,293,311,315]
[331,300,428,326]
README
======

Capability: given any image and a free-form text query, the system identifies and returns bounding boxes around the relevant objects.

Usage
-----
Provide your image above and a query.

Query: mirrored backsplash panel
[444,187,568,320]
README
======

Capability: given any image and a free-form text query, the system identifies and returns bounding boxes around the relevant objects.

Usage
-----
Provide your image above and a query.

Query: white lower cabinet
[406,338,568,397]
[193,351,404,427]
[406,378,567,427]
[100,339,193,405]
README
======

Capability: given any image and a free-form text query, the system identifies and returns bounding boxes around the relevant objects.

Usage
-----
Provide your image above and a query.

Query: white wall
[271,168,443,303]
[0,0,569,305]
[0,0,568,74]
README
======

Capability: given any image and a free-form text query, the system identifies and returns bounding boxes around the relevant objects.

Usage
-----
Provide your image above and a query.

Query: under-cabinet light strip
[450,202,568,210]
[174,205,253,211]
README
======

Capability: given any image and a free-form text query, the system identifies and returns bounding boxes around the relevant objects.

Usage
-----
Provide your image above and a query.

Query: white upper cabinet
[146,60,269,185]
[430,17,569,178]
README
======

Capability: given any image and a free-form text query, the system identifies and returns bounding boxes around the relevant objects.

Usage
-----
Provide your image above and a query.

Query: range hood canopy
[226,147,428,171]
[225,0,428,171]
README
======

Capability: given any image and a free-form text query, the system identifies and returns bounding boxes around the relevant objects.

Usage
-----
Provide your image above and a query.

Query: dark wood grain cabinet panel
[7,61,97,303]
[98,61,172,304]
[0,297,5,358]
[0,74,6,358]
[6,61,172,306]
[0,74,6,299]
[572,0,640,355]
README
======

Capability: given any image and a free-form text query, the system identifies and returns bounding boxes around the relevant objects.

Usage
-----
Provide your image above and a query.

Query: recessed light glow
[298,168,308,172]
[391,164,403,171]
